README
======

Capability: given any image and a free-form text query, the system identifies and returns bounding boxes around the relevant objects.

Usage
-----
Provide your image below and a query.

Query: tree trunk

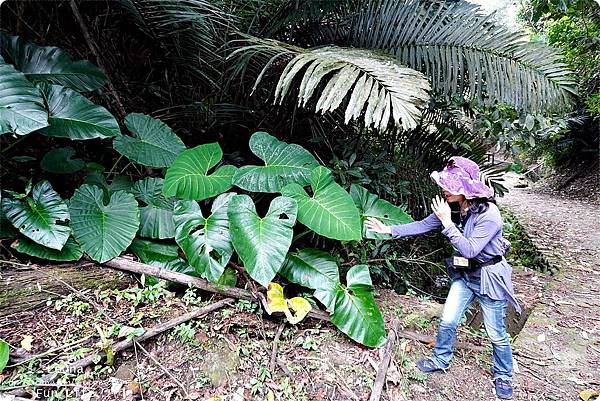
[0,263,132,317]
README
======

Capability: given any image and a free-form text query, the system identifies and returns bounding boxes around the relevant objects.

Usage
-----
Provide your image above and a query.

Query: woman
[365,156,519,400]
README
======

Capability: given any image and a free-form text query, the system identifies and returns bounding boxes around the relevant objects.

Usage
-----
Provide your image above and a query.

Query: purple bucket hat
[430,156,493,199]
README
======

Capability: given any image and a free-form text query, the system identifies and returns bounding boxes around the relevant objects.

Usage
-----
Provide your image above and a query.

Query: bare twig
[327,360,360,401]
[269,323,285,374]
[134,341,189,398]
[8,336,91,368]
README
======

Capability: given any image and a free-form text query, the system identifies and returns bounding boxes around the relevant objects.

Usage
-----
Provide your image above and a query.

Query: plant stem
[292,229,312,243]
[1,135,28,154]
[106,155,123,179]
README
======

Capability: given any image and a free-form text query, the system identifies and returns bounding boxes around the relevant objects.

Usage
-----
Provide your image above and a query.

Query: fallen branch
[105,256,330,321]
[106,257,490,353]
[369,319,401,401]
[8,298,233,398]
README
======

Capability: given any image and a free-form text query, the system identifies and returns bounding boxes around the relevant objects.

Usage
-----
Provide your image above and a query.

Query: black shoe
[494,378,513,399]
[415,358,445,373]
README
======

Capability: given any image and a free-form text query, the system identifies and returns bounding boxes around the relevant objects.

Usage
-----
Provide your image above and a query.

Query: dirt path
[497,179,600,400]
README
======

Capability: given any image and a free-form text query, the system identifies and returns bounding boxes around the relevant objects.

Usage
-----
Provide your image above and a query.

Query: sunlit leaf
[282,166,361,241]
[163,143,237,201]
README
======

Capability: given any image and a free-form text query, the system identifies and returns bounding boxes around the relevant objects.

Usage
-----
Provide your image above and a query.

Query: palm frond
[348,0,578,113]
[234,39,431,131]
[118,0,236,85]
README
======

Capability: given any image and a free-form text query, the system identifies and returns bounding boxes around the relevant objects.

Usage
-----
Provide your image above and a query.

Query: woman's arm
[390,213,442,238]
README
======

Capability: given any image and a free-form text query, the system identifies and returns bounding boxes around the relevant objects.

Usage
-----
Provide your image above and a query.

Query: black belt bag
[444,255,503,281]
[445,255,503,270]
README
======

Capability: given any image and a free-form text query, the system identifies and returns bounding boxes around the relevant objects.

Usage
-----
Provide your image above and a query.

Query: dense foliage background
[0,0,590,346]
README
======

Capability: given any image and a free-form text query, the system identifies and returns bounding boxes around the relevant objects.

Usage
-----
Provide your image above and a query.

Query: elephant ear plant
[1,119,412,349]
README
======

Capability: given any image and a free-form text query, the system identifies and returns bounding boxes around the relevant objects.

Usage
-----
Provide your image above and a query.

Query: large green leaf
[232,132,320,192]
[280,248,340,312]
[130,238,196,276]
[11,236,83,261]
[281,166,361,241]
[69,184,139,263]
[0,33,107,92]
[229,195,297,287]
[84,173,132,203]
[113,113,186,168]
[330,264,386,348]
[280,251,386,347]
[131,178,175,239]
[173,193,234,282]
[0,56,48,135]
[350,184,413,239]
[1,180,70,250]
[38,83,120,140]
[41,147,85,174]
[163,143,237,201]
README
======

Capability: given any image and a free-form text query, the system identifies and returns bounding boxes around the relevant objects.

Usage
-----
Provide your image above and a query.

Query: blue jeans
[430,277,513,381]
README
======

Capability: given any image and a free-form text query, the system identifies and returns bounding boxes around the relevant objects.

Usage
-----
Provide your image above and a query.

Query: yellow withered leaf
[579,389,599,401]
[266,282,287,314]
[266,283,311,324]
[286,297,312,324]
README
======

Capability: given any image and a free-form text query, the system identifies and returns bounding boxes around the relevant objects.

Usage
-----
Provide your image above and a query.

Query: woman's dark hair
[467,197,496,214]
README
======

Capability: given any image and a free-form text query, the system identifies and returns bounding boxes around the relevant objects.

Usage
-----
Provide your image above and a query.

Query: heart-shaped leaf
[131,178,175,239]
[279,248,340,312]
[232,131,320,192]
[330,265,386,348]
[113,113,186,168]
[0,56,48,135]
[11,236,83,261]
[229,195,297,287]
[39,83,120,140]
[69,184,139,263]
[41,147,85,174]
[1,180,70,250]
[163,143,237,201]
[280,252,385,347]
[282,166,361,241]
[0,33,107,92]
[350,184,413,239]
[173,193,234,282]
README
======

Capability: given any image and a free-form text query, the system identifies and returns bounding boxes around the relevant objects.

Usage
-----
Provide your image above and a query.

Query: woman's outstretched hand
[431,195,453,228]
[365,217,391,235]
